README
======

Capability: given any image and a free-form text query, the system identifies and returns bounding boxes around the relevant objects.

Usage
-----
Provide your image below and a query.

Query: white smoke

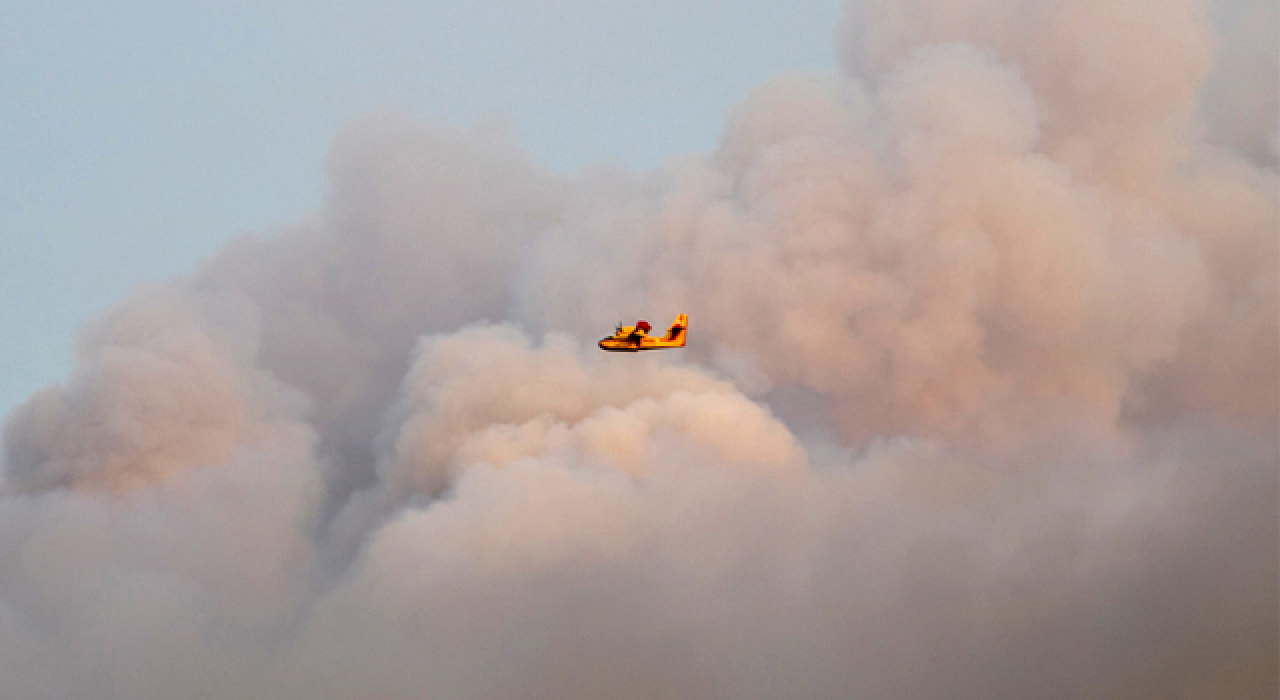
[1,0,1275,698]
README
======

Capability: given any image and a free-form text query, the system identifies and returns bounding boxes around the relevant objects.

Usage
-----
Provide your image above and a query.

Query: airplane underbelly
[598,335,680,352]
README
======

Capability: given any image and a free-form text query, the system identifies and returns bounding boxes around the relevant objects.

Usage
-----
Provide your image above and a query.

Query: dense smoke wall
[1,0,1275,698]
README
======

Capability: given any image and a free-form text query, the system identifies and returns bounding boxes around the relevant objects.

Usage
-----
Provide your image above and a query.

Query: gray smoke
[1,0,1275,698]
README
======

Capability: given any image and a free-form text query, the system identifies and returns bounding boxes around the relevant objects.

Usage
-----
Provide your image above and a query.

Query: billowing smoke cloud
[1,0,1275,698]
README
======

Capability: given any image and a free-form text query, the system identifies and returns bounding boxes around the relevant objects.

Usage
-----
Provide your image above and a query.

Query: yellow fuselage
[598,315,687,352]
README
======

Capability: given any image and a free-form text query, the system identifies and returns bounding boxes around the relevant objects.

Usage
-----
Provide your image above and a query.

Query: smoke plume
[2,0,1275,698]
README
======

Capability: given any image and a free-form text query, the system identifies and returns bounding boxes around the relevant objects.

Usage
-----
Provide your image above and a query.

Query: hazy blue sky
[1,0,841,419]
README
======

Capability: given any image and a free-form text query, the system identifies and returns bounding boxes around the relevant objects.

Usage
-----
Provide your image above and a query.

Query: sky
[0,0,841,420]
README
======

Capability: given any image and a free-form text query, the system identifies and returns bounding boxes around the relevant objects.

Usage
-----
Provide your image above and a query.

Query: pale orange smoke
[0,0,1274,698]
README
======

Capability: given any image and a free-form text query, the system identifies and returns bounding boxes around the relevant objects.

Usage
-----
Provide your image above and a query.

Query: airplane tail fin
[666,314,688,346]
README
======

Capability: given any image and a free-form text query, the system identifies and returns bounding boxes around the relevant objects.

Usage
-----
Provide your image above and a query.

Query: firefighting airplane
[598,314,688,352]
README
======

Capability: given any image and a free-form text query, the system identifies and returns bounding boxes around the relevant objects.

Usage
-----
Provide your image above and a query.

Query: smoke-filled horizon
[2,0,1276,698]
